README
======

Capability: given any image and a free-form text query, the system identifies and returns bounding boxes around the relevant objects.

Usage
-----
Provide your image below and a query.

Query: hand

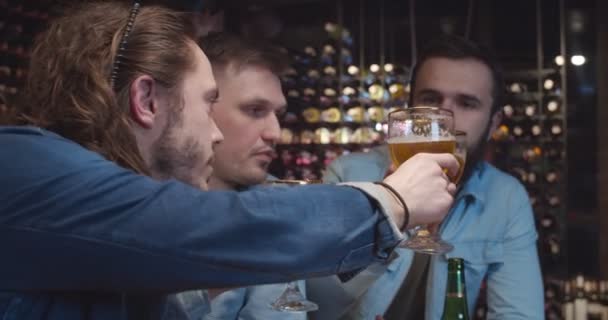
[383,153,459,228]
[375,316,385,320]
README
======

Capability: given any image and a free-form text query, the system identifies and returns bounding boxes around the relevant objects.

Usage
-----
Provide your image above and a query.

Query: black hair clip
[110,1,141,90]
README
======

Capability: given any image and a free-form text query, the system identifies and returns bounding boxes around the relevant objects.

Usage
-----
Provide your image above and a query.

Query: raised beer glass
[265,179,320,313]
[388,106,456,255]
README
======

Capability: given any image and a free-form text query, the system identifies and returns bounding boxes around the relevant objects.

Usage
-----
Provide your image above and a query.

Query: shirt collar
[455,162,487,210]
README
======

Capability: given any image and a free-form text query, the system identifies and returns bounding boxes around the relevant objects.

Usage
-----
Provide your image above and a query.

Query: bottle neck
[442,262,469,320]
[446,269,467,298]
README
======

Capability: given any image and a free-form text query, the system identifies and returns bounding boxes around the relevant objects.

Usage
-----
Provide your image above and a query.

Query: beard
[460,123,492,185]
[149,108,204,189]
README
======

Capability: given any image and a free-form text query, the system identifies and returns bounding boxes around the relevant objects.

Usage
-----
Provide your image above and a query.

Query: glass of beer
[388,107,456,255]
[453,131,467,185]
[265,179,320,313]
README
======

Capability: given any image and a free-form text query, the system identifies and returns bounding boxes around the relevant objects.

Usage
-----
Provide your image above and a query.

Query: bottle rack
[493,67,568,275]
[272,22,409,180]
[0,0,52,117]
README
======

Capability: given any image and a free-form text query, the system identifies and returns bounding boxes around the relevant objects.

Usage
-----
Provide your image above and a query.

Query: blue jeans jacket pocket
[447,241,504,265]
[446,241,504,293]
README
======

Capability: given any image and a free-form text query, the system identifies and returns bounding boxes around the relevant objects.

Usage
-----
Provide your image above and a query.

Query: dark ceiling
[197,0,566,69]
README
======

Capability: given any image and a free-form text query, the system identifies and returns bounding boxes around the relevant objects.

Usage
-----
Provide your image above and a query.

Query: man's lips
[252,149,277,160]
[253,151,277,162]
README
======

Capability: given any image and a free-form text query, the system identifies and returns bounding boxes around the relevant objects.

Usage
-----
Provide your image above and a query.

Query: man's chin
[241,167,271,186]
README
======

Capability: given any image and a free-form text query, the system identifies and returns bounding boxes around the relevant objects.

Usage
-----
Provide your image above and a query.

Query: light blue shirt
[202,177,306,320]
[203,282,306,320]
[307,146,544,320]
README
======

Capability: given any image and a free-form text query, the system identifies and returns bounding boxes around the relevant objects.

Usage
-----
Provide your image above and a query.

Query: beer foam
[387,135,455,144]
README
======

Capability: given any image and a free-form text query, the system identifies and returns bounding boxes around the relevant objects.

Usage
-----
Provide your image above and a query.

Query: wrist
[373,181,410,230]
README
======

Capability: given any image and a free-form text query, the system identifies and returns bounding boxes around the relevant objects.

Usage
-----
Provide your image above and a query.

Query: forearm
[1,180,400,292]
[0,130,402,292]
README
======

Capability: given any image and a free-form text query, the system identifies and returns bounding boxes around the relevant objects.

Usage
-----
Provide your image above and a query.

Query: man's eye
[246,106,267,118]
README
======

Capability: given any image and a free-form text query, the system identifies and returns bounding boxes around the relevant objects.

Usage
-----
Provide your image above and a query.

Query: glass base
[400,231,454,255]
[270,286,319,312]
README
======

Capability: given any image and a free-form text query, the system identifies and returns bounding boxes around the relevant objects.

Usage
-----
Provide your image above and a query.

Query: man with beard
[0,2,461,319]
[306,36,544,319]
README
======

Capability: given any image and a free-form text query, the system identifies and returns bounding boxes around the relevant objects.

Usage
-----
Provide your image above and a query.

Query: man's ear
[487,109,503,141]
[129,75,158,129]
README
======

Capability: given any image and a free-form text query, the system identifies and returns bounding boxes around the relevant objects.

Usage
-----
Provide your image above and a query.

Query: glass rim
[388,106,454,119]
[264,179,323,185]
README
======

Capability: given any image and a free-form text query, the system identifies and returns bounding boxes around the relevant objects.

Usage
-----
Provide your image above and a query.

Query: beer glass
[265,179,320,312]
[387,107,456,255]
[453,131,467,185]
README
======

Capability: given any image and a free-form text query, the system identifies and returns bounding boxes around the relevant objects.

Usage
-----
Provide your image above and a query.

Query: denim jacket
[307,146,544,319]
[0,126,403,320]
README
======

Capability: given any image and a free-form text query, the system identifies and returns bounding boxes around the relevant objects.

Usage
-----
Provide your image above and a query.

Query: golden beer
[388,138,465,184]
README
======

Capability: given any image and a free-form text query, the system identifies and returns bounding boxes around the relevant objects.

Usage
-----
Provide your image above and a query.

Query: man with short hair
[307,35,544,319]
[189,32,304,319]
[203,32,287,192]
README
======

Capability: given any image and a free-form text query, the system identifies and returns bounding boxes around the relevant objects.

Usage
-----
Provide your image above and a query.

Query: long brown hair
[12,1,197,174]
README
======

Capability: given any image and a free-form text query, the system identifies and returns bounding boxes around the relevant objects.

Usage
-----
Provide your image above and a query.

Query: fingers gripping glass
[264,179,320,313]
[387,107,465,255]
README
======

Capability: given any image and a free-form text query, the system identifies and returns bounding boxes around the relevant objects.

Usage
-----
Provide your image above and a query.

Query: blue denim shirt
[307,146,544,319]
[0,126,403,320]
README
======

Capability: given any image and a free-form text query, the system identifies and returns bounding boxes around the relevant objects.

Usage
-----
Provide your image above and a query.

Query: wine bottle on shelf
[543,234,561,261]
[340,85,358,105]
[503,104,515,119]
[547,119,564,137]
[545,168,560,184]
[546,192,562,208]
[319,80,338,108]
[507,82,528,94]
[575,275,588,320]
[524,102,538,118]
[491,123,510,142]
[545,98,562,115]
[441,258,470,320]
[545,282,563,320]
[539,212,558,233]
[522,145,543,163]
[545,142,565,161]
[599,281,608,320]
[346,64,360,77]
[588,280,603,320]
[511,121,526,139]
[531,121,543,137]
[564,281,575,320]
[543,73,562,95]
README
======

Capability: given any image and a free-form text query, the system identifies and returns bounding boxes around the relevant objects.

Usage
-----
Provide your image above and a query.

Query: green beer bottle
[441,258,470,320]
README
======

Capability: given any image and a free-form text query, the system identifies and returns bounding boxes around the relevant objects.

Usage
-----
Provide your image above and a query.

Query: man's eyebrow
[458,94,482,105]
